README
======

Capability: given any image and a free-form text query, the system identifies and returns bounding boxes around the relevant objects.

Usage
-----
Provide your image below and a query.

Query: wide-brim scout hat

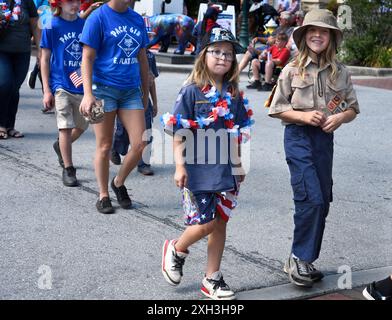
[293,9,343,48]
[200,27,246,54]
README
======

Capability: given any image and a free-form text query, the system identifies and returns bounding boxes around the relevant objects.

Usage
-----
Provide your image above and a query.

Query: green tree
[342,0,392,67]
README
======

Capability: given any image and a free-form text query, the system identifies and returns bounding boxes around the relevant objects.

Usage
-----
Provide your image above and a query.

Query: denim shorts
[92,83,144,112]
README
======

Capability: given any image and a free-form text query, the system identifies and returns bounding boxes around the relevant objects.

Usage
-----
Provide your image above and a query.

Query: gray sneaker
[137,165,154,176]
[285,255,318,287]
[284,257,324,283]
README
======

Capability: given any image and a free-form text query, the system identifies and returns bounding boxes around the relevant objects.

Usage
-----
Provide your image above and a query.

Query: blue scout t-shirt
[40,16,84,94]
[172,83,249,194]
[80,4,149,90]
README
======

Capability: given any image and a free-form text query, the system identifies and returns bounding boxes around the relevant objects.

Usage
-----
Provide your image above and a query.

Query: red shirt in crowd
[268,45,291,67]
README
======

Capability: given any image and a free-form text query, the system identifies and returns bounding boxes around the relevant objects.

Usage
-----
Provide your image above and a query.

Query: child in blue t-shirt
[161,27,253,300]
[79,0,150,214]
[110,16,159,176]
[40,0,89,187]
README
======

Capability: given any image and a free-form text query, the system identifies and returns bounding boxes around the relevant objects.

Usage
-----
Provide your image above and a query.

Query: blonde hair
[293,27,340,81]
[186,44,240,97]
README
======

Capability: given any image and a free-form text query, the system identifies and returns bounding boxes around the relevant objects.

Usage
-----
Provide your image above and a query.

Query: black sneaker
[286,255,316,288]
[62,166,78,187]
[258,82,274,91]
[110,149,121,165]
[246,80,262,90]
[363,282,392,300]
[96,197,115,214]
[110,177,132,209]
[137,165,154,176]
[53,140,64,168]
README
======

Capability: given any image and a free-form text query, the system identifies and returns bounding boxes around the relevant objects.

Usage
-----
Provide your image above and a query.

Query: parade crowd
[0,0,390,301]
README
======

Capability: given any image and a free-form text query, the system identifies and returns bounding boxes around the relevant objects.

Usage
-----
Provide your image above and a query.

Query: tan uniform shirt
[269,57,360,124]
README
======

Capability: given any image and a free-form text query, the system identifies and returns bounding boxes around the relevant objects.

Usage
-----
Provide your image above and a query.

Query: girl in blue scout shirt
[79,0,149,214]
[161,27,253,300]
[40,0,88,187]
[268,9,360,288]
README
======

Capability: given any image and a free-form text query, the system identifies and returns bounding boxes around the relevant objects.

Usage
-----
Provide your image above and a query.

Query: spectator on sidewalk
[275,11,294,38]
[247,32,290,91]
[238,10,293,74]
[40,0,89,187]
[285,10,305,60]
[268,9,360,288]
[79,0,149,214]
[363,275,392,300]
[0,0,41,139]
[287,0,300,14]
[277,0,290,13]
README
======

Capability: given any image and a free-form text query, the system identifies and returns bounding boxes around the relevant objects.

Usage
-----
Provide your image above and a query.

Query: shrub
[341,0,392,67]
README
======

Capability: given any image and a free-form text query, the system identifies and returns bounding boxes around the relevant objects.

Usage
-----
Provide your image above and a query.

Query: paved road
[0,58,391,299]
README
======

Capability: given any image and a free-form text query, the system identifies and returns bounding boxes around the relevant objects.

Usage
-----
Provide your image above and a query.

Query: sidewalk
[236,266,392,300]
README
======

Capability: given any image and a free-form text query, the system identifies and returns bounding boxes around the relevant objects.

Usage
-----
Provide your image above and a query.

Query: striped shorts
[182,188,239,225]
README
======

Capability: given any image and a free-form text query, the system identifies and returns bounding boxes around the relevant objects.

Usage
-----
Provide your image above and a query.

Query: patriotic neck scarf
[0,0,22,28]
[161,84,254,143]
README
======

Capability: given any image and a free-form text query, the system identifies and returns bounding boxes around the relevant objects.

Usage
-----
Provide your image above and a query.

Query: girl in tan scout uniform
[268,9,360,288]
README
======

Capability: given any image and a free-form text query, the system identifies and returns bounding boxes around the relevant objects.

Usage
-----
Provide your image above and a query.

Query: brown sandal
[7,129,24,138]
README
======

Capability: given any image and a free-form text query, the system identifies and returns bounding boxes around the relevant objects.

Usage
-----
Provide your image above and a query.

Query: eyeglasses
[206,49,235,62]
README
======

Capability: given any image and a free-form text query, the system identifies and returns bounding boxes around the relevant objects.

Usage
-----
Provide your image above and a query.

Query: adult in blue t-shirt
[79,0,150,214]
[40,16,85,94]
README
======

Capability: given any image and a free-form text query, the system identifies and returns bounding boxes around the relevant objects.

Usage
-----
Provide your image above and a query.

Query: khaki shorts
[54,89,89,131]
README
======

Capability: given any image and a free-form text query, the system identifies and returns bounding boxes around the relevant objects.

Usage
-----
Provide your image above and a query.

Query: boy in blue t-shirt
[40,0,89,187]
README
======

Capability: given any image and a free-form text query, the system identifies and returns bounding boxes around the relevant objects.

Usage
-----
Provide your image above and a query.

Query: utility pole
[239,0,249,48]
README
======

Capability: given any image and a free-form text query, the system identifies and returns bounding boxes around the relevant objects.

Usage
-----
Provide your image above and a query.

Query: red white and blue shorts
[182,188,239,225]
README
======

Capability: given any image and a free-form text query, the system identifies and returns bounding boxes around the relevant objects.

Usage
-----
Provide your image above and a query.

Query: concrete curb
[157,61,392,77]
[156,62,194,74]
[236,266,392,300]
[347,66,392,77]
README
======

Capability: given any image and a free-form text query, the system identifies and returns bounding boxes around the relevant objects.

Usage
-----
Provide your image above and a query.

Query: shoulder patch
[176,93,183,102]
